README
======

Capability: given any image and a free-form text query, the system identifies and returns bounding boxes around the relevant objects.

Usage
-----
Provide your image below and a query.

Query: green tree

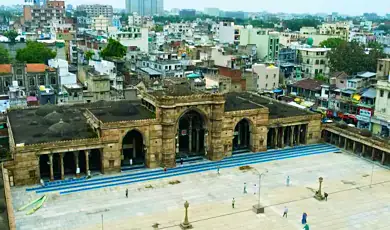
[367,41,384,51]
[3,30,18,43]
[327,41,385,74]
[154,25,164,32]
[0,46,10,64]
[84,50,94,62]
[100,38,126,60]
[16,41,56,63]
[283,18,321,32]
[314,73,328,83]
[319,38,346,48]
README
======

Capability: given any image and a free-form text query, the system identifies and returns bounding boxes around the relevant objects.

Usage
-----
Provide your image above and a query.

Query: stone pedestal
[314,177,325,201]
[252,204,265,214]
[180,201,193,229]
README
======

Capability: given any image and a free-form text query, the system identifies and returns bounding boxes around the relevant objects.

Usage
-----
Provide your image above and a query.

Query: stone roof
[290,79,323,91]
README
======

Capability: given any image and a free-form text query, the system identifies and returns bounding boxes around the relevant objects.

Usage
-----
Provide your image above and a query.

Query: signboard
[181,130,187,136]
[356,115,371,123]
[359,109,372,117]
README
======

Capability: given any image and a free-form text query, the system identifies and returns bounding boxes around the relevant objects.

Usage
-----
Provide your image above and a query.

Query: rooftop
[88,101,155,123]
[297,47,331,52]
[290,79,323,91]
[357,72,376,78]
[225,92,311,118]
[0,64,11,74]
[8,104,97,145]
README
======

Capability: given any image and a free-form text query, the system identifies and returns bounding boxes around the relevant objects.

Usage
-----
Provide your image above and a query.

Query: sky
[8,0,390,16]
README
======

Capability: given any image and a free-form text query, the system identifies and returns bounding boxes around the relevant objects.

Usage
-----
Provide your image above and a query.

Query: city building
[371,79,390,137]
[23,0,65,32]
[224,11,248,19]
[0,63,59,97]
[92,15,110,31]
[128,12,142,26]
[77,4,113,19]
[240,27,280,62]
[126,0,160,16]
[204,8,220,17]
[376,58,390,80]
[319,22,350,40]
[300,27,317,35]
[179,9,196,18]
[297,47,330,78]
[112,15,122,30]
[218,21,242,45]
[5,89,321,185]
[138,53,183,78]
[245,63,280,92]
[110,27,149,53]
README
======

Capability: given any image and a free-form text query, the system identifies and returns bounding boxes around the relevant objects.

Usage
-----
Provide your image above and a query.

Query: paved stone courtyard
[11,150,390,230]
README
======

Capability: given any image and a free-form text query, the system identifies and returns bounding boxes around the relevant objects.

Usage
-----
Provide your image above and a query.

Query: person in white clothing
[253,184,257,194]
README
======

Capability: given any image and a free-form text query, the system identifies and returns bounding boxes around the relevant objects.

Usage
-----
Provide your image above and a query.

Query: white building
[89,60,124,92]
[77,4,113,19]
[371,78,390,137]
[250,63,279,91]
[164,23,194,37]
[297,47,331,78]
[218,21,242,44]
[240,27,280,61]
[204,8,220,17]
[128,12,142,26]
[48,59,77,85]
[92,15,110,31]
[319,22,350,40]
[210,46,235,68]
[109,27,149,53]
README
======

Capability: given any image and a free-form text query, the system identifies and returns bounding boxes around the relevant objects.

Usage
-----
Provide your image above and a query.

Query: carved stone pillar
[352,141,356,153]
[274,128,279,148]
[280,127,285,148]
[344,138,347,149]
[49,154,54,181]
[371,148,375,160]
[74,152,80,178]
[381,152,386,165]
[196,129,200,153]
[188,116,193,153]
[290,126,294,146]
[60,153,65,180]
[85,150,90,176]
[296,125,301,145]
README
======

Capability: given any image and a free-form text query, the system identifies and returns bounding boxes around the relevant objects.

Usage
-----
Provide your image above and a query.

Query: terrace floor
[10,146,390,230]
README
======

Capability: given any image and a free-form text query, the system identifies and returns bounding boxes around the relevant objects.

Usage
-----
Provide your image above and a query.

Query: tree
[100,38,126,60]
[154,25,164,32]
[84,50,94,62]
[3,30,18,43]
[319,38,346,48]
[327,41,385,74]
[367,41,384,51]
[283,18,321,32]
[16,41,56,63]
[0,46,10,64]
[314,73,328,83]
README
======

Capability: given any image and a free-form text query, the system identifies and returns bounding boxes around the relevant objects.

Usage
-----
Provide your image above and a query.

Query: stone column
[352,141,356,153]
[85,150,90,176]
[330,133,333,144]
[296,125,301,145]
[237,122,241,146]
[60,153,65,180]
[195,129,200,153]
[362,145,366,157]
[371,148,375,160]
[344,138,347,149]
[49,154,54,181]
[381,152,386,165]
[74,152,80,178]
[338,135,342,147]
[274,128,279,148]
[244,122,248,147]
[188,117,193,152]
[280,127,285,148]
[132,138,136,158]
[289,126,294,147]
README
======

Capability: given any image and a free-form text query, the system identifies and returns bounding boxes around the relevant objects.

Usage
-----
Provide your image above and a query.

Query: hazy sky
[9,0,390,16]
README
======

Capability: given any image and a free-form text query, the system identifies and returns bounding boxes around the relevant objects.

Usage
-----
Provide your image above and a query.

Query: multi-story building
[179,9,196,18]
[239,27,279,62]
[112,16,122,30]
[204,8,220,17]
[371,79,390,137]
[77,4,113,19]
[92,15,110,31]
[0,63,59,96]
[89,60,124,100]
[138,53,183,78]
[126,0,160,16]
[163,23,193,37]
[128,12,142,26]
[23,0,65,32]
[245,63,280,92]
[376,58,390,80]
[109,27,149,53]
[300,27,317,35]
[76,16,92,29]
[297,47,330,78]
[218,21,242,45]
[319,22,350,40]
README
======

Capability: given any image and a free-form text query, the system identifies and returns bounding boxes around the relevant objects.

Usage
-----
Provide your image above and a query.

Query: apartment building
[92,15,110,31]
[297,47,330,78]
[164,23,193,37]
[138,53,183,78]
[319,22,350,40]
[218,21,242,45]
[23,0,65,32]
[376,58,390,80]
[245,63,280,92]
[77,4,113,19]
[128,12,142,26]
[239,27,279,62]
[109,27,149,53]
[371,79,390,137]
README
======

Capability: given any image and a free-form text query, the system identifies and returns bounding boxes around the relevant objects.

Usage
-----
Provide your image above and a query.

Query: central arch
[233,119,251,152]
[176,109,207,158]
[122,130,145,166]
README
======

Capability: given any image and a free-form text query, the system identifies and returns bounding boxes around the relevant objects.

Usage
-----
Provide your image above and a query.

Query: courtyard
[10,147,390,230]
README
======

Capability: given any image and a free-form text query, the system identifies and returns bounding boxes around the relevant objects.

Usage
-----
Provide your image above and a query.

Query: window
[380,90,384,97]
[306,68,309,73]
[273,74,276,78]
[388,92,390,99]
[320,60,325,65]
[266,75,268,79]
[379,64,383,71]
[315,69,318,75]
[319,69,323,74]
[265,83,268,88]
[39,76,45,85]
[51,76,56,85]
[315,60,319,65]
[306,59,309,64]
[29,170,36,178]
[340,80,344,84]
[273,82,276,87]
[18,80,23,87]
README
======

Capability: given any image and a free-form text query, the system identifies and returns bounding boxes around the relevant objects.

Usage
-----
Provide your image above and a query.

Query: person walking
[232,198,235,208]
[125,188,128,198]
[180,158,183,167]
[253,184,257,195]
[129,158,133,166]
[164,167,167,173]
[243,183,247,194]
[286,176,290,187]
[217,166,220,175]
[324,192,328,201]
[282,206,288,218]
[301,212,307,224]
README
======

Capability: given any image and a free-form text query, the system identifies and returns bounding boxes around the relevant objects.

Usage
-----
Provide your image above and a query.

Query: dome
[47,119,73,137]
[35,104,56,116]
[43,111,63,125]
[307,37,314,46]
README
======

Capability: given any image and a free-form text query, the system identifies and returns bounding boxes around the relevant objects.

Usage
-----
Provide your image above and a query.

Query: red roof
[0,64,11,74]
[26,64,55,73]
[291,79,323,91]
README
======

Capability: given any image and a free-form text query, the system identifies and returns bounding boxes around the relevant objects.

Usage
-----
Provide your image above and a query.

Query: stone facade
[5,92,322,186]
